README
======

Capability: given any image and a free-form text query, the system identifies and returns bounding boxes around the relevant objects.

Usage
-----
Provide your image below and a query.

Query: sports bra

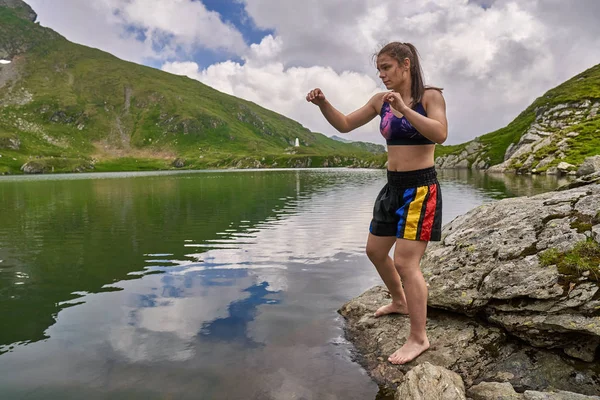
[379,101,435,146]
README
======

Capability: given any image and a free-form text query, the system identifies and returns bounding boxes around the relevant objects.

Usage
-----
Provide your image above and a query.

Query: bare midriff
[386,144,436,171]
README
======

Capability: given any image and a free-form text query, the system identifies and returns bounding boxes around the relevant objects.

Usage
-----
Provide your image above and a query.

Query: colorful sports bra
[380,101,435,146]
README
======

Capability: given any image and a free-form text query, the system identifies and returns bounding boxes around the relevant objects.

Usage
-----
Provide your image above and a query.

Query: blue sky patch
[198,0,273,45]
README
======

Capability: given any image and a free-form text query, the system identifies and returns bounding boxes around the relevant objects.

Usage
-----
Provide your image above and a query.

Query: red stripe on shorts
[419,183,437,241]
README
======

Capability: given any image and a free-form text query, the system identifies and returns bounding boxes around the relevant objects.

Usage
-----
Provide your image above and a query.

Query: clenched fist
[306,88,327,107]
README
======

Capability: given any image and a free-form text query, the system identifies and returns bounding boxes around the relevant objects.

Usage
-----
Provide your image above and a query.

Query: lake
[0,168,572,400]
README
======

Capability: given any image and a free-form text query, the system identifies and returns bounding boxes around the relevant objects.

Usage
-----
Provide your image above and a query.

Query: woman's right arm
[306,88,380,133]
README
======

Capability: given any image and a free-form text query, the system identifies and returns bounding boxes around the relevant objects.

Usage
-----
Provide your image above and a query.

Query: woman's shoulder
[371,92,387,101]
[423,86,444,97]
[422,87,445,107]
[369,92,388,112]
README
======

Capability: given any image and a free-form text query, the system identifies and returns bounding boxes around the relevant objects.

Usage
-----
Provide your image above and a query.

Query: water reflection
[438,169,573,199]
[200,281,281,346]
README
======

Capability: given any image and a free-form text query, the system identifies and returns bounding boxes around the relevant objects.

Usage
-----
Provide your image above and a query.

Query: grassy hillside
[435,63,600,168]
[0,3,385,174]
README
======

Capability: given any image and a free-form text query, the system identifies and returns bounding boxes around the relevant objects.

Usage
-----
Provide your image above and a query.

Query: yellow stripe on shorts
[403,186,428,240]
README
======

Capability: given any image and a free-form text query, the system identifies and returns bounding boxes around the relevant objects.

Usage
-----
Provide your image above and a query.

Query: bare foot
[388,335,430,365]
[374,302,408,317]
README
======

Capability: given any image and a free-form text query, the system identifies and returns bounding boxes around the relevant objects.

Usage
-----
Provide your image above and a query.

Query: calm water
[0,168,571,400]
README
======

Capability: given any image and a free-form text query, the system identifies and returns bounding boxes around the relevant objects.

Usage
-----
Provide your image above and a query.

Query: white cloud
[26,0,248,64]
[180,0,600,144]
[25,0,600,144]
[162,43,386,144]
[100,0,247,54]
[26,0,158,64]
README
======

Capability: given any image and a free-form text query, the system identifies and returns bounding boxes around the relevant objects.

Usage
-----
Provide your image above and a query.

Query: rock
[442,154,459,169]
[0,136,20,150]
[20,161,45,174]
[532,137,553,153]
[577,156,600,177]
[468,382,522,399]
[339,183,600,399]
[521,154,536,170]
[395,362,466,400]
[557,138,570,151]
[558,171,600,190]
[421,184,600,358]
[520,133,542,144]
[465,140,482,155]
[505,143,518,161]
[436,157,446,168]
[487,162,510,174]
[536,156,555,170]
[339,286,600,396]
[557,162,575,174]
[567,132,580,138]
[172,158,185,168]
[523,391,600,399]
[455,159,469,169]
[563,339,600,362]
[592,225,600,244]
[468,382,600,400]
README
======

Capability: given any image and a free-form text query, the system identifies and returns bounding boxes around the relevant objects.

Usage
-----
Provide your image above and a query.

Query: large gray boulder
[339,286,599,397]
[421,183,600,357]
[395,362,465,400]
[577,156,600,177]
[339,181,600,399]
[468,382,600,400]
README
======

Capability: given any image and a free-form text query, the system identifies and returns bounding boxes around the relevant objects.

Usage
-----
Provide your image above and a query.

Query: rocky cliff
[435,64,600,176]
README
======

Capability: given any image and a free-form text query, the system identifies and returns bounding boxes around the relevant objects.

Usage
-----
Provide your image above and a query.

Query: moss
[570,211,600,233]
[571,220,593,233]
[535,143,558,160]
[539,239,600,281]
[521,244,539,257]
[542,214,568,224]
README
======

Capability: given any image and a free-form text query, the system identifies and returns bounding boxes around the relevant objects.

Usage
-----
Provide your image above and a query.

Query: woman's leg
[365,233,408,316]
[388,238,429,364]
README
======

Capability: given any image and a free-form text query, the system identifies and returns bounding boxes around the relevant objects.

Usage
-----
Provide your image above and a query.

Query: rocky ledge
[339,179,600,399]
[435,99,600,176]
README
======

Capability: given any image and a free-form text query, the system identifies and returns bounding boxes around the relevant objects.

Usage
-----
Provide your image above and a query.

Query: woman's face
[377,53,409,90]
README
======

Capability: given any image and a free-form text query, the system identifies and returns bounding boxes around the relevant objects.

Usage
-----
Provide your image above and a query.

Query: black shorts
[369,167,442,241]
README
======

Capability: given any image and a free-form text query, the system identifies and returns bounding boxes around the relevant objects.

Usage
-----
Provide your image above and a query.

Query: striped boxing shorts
[369,167,442,241]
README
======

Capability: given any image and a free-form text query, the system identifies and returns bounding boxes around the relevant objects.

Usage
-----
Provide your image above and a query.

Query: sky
[24,0,600,145]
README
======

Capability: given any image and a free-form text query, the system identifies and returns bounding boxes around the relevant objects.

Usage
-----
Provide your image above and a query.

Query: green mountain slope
[0,1,385,174]
[331,135,386,154]
[435,63,600,173]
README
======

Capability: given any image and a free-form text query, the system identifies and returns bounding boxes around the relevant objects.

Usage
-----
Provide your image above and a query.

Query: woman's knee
[394,259,420,279]
[366,245,386,264]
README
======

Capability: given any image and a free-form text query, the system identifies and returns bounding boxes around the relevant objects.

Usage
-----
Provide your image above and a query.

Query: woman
[306,42,447,365]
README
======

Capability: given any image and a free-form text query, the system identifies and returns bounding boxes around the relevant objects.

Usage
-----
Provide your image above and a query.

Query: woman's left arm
[387,90,448,144]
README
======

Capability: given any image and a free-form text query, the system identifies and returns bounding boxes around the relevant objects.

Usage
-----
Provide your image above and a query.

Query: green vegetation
[0,4,385,174]
[434,142,467,158]
[540,239,600,281]
[436,62,600,167]
[562,119,600,165]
